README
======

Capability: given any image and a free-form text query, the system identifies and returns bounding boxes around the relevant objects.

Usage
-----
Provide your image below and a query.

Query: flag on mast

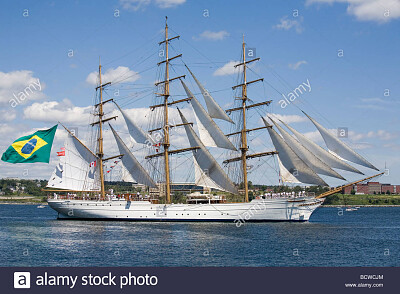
[57,147,65,156]
[1,125,58,164]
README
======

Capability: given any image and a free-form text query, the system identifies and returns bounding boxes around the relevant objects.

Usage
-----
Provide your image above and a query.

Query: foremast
[92,60,117,200]
[97,63,106,199]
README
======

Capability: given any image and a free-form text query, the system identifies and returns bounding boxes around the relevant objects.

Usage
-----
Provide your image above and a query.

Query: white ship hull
[47,197,324,222]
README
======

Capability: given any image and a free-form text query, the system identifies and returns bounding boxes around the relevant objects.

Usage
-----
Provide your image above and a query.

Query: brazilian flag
[1,125,58,164]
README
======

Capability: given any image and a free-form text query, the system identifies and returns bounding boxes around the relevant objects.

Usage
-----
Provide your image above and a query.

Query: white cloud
[306,0,400,23]
[119,0,185,11]
[0,109,16,122]
[383,142,400,151]
[194,30,230,41]
[289,60,307,70]
[356,96,400,110]
[86,66,140,86]
[213,61,241,76]
[355,104,385,110]
[273,16,304,33]
[0,123,23,138]
[155,0,186,8]
[350,142,374,150]
[365,129,398,141]
[23,99,92,125]
[120,0,151,11]
[0,70,45,106]
[269,113,308,124]
[360,97,386,103]
[303,130,324,143]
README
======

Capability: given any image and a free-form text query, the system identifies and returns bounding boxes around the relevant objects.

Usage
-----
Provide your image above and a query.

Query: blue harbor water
[0,204,399,267]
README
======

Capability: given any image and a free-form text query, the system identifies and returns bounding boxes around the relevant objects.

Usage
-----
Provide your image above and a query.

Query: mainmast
[240,36,249,202]
[147,17,185,204]
[227,36,275,202]
[163,17,171,204]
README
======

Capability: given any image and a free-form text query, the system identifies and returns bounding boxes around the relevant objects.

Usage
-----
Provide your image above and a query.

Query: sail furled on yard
[278,119,364,175]
[109,124,157,188]
[185,65,234,124]
[262,117,328,186]
[269,117,346,180]
[303,111,379,171]
[178,109,238,194]
[114,102,153,145]
[47,132,101,191]
[193,156,225,191]
[181,80,236,151]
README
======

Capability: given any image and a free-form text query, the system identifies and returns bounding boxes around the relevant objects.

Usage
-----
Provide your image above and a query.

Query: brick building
[381,184,394,194]
[342,181,398,195]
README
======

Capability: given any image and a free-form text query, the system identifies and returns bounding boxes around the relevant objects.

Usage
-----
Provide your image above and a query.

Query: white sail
[110,124,157,188]
[269,117,345,180]
[47,133,100,191]
[186,65,234,123]
[262,118,327,186]
[181,80,236,151]
[278,119,364,175]
[303,111,379,171]
[114,102,153,145]
[121,163,136,183]
[178,109,238,194]
[277,157,302,184]
[194,156,225,191]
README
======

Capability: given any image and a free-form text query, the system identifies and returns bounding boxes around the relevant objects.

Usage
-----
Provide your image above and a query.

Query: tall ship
[47,18,383,222]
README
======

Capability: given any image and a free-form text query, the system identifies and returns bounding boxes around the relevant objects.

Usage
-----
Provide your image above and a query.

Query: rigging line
[109,92,154,110]
[171,28,233,70]
[182,61,231,65]
[107,88,154,100]
[260,60,295,91]
[259,59,345,132]
[111,63,158,86]
[103,31,163,66]
[111,61,158,86]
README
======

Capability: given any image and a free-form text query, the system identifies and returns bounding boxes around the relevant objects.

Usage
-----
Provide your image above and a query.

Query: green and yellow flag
[1,125,58,164]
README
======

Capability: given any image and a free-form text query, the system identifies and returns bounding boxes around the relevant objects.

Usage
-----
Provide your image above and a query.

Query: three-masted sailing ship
[47,18,383,222]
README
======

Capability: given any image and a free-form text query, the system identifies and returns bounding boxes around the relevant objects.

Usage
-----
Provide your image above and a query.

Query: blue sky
[0,0,399,186]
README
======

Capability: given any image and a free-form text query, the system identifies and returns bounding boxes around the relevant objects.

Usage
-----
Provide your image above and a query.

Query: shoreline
[0,202,399,207]
[322,204,400,207]
[0,202,47,205]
